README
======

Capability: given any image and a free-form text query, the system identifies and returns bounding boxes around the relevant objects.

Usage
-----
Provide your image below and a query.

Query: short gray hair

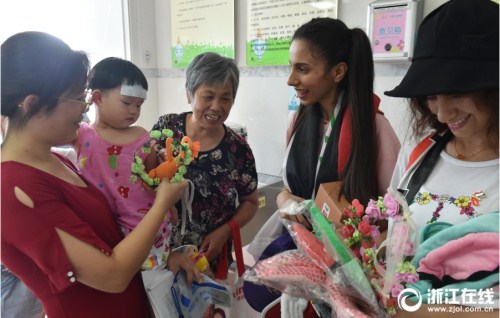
[185,52,239,100]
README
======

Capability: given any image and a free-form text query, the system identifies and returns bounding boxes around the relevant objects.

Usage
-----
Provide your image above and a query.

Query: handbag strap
[214,219,245,280]
[404,130,452,204]
[228,219,245,277]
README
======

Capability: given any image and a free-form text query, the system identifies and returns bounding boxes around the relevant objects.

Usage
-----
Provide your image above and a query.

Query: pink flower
[365,199,382,220]
[362,250,373,262]
[361,237,374,249]
[371,225,381,240]
[342,224,355,238]
[343,206,354,219]
[391,214,403,222]
[396,272,419,284]
[386,297,397,309]
[352,199,365,218]
[404,241,415,256]
[358,221,372,236]
[351,248,361,259]
[383,193,400,218]
[107,145,123,155]
[406,273,419,283]
[362,215,370,223]
[391,283,404,298]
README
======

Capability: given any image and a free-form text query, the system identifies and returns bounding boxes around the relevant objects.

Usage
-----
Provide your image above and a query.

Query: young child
[74,57,169,270]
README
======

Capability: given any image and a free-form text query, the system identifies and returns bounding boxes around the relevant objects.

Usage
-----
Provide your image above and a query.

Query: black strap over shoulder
[403,130,453,204]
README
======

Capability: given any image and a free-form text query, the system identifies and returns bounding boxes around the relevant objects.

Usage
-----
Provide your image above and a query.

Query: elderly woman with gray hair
[151,52,259,277]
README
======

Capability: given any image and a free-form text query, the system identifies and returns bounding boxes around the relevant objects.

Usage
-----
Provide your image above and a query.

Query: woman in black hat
[386,0,499,316]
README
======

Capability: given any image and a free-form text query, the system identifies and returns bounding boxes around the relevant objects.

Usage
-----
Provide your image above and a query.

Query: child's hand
[167,252,202,287]
[154,178,187,209]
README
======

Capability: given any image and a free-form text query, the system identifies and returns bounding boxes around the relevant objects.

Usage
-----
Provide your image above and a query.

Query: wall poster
[371,8,407,55]
[247,0,337,66]
[170,0,234,68]
[367,0,423,61]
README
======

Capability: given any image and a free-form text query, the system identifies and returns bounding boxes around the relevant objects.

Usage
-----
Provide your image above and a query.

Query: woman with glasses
[1,31,200,318]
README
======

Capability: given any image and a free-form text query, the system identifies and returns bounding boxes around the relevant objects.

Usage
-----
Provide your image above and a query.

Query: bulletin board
[367,0,423,62]
[170,0,235,68]
[246,0,337,66]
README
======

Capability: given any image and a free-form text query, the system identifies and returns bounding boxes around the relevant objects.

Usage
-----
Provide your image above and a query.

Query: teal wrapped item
[408,212,499,303]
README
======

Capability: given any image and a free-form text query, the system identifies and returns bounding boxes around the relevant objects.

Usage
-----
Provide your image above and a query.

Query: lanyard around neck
[312,96,343,198]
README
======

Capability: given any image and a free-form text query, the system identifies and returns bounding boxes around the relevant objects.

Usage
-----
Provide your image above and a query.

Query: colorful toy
[189,251,211,275]
[130,129,200,187]
[148,135,200,182]
[172,245,212,276]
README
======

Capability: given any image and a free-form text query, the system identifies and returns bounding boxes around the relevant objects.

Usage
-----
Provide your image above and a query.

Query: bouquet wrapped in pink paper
[244,190,418,317]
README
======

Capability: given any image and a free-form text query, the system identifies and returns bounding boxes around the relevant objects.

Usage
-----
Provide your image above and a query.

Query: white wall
[127,0,449,177]
[0,0,128,65]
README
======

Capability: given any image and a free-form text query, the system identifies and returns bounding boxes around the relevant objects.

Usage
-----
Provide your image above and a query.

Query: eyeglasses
[57,90,92,113]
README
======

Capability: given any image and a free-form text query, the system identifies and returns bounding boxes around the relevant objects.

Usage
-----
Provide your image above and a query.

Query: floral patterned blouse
[151,112,258,250]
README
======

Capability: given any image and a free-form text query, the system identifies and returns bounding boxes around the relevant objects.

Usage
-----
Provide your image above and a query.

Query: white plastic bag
[247,199,301,261]
[141,268,178,318]
[216,218,260,318]
[171,272,232,318]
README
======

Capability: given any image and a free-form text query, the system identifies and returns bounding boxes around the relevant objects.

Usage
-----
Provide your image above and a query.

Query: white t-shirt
[390,142,499,308]
[391,143,499,229]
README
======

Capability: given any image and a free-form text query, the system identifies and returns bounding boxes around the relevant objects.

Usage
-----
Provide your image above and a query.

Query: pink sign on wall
[371,9,407,54]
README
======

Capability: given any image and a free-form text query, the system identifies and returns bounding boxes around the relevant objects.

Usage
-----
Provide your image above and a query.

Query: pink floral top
[76,123,170,268]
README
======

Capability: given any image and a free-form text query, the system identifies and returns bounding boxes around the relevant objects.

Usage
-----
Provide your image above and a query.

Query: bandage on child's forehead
[120,84,147,99]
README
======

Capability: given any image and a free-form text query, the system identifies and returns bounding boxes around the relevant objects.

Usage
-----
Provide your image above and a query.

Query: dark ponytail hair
[291,18,378,203]
[343,28,377,204]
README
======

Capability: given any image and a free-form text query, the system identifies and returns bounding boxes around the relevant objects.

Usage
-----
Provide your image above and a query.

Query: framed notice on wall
[367,0,423,62]
[247,0,337,66]
[170,0,234,68]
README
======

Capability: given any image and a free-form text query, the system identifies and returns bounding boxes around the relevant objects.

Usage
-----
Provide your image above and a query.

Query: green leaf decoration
[178,165,187,175]
[150,130,162,139]
[109,155,117,170]
[173,173,183,183]
[162,129,173,138]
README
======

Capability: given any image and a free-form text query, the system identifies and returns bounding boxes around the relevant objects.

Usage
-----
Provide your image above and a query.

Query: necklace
[453,138,489,160]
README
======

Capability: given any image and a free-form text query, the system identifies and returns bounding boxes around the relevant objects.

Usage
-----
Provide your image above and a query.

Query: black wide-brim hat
[385,0,499,98]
